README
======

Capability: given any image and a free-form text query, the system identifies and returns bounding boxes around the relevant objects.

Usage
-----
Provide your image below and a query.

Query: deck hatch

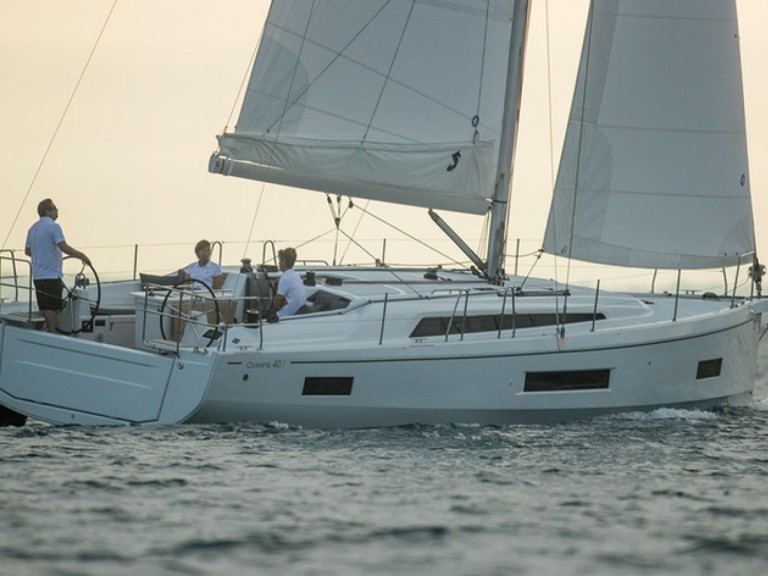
[410,312,605,338]
[524,369,610,392]
[696,358,722,380]
[303,377,354,396]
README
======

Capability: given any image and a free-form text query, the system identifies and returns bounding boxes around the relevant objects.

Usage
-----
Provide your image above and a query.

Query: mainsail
[543,0,755,270]
[210,0,519,216]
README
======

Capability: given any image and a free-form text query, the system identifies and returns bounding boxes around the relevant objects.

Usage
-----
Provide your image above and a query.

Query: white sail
[543,0,755,269]
[211,0,518,215]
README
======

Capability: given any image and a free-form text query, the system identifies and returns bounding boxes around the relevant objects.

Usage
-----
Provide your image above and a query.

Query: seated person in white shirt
[273,247,307,318]
[184,239,223,290]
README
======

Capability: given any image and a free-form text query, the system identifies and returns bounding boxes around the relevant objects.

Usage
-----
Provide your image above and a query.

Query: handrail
[299,259,331,266]
[497,287,517,339]
[132,244,139,280]
[672,270,681,321]
[211,241,224,265]
[444,289,470,342]
[721,267,728,297]
[430,287,478,297]
[0,250,23,302]
[378,292,388,345]
[591,280,601,332]
[497,288,509,339]
[731,259,741,309]
[262,240,277,268]
[140,284,267,353]
[0,254,34,320]
[510,287,517,338]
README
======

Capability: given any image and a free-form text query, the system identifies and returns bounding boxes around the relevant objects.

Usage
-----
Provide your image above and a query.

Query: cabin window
[524,369,610,392]
[696,358,722,380]
[410,312,605,338]
[303,377,353,396]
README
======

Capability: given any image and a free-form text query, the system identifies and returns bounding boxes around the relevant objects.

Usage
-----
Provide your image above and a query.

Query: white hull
[192,320,760,428]
[1,267,763,428]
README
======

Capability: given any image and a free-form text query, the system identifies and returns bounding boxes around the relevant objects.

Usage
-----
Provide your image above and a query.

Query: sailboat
[0,0,764,427]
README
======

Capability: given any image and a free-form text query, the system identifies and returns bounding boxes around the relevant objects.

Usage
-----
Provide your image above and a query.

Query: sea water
[2,352,767,576]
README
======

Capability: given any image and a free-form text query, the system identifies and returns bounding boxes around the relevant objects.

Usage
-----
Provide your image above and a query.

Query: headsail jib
[543,0,756,271]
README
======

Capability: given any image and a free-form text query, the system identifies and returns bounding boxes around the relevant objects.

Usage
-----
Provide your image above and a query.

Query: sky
[1,0,766,285]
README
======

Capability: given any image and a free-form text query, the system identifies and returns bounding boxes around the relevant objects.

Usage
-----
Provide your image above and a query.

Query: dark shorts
[33,278,65,311]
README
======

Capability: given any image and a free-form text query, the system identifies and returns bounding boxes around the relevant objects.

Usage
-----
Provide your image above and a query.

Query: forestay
[212,0,519,215]
[543,0,755,269]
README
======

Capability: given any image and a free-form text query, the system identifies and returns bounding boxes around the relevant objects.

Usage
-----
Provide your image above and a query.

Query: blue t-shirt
[25,216,66,279]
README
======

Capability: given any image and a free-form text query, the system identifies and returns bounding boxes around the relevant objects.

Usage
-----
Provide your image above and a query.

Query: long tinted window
[410,312,605,338]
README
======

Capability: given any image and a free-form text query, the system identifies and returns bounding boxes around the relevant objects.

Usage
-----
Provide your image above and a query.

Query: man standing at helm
[25,199,91,332]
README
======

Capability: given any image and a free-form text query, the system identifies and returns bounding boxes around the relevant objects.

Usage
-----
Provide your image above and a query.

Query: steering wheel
[159,278,221,347]
[57,256,101,335]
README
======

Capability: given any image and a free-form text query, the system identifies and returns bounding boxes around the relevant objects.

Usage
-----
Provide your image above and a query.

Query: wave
[601,407,719,421]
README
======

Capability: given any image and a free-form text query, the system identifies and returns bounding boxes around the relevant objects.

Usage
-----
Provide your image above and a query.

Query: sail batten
[543,0,755,270]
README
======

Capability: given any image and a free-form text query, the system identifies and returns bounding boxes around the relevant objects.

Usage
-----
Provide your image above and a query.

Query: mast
[485,0,531,281]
